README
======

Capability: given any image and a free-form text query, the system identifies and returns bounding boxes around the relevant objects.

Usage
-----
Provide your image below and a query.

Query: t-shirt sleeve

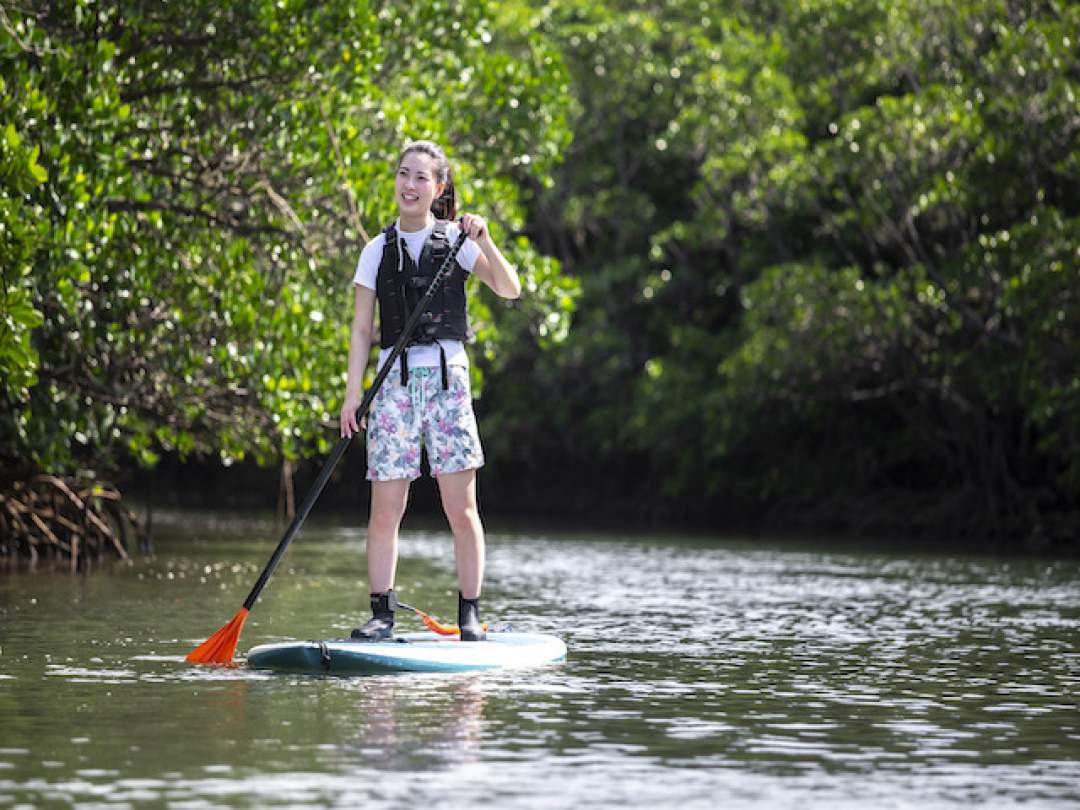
[352,235,384,290]
[446,222,481,273]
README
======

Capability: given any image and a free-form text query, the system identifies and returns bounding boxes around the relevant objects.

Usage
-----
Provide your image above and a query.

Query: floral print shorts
[366,365,485,481]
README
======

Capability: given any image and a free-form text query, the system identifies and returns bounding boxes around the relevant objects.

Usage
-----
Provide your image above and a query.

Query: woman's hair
[397,140,456,221]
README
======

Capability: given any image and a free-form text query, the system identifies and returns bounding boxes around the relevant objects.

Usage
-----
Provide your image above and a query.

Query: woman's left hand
[459,213,489,243]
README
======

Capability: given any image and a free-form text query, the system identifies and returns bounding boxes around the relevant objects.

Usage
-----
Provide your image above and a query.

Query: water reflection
[337,678,485,771]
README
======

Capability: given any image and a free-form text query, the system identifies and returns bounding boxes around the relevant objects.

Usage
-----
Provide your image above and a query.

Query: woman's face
[395,151,444,220]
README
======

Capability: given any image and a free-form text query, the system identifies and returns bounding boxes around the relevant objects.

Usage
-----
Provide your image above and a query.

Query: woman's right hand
[340,394,365,438]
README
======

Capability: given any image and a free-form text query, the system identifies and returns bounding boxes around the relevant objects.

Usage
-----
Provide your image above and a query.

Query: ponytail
[430,169,457,221]
[397,140,456,221]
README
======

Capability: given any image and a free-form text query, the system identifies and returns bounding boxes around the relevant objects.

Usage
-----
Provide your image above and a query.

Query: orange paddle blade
[186,607,249,665]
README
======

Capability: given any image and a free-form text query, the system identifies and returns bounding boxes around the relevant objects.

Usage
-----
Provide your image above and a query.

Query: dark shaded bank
[119,450,1079,557]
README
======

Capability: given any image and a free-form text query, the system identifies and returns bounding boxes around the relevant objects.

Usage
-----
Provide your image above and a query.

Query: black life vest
[375,221,470,386]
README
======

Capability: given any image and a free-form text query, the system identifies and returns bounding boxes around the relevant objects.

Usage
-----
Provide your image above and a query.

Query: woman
[339,140,521,642]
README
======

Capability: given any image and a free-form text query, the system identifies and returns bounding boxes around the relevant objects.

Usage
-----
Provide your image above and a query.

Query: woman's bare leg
[436,468,484,599]
[367,478,411,592]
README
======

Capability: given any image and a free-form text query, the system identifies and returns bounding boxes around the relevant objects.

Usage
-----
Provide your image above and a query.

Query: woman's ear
[435,182,446,198]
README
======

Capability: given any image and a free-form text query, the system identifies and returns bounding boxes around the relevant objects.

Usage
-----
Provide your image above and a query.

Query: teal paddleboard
[246,631,567,674]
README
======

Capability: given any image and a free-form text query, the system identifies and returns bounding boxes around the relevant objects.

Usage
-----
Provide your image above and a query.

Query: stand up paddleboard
[246,631,567,674]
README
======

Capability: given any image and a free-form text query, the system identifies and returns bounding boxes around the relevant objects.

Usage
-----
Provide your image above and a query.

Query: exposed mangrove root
[0,475,147,571]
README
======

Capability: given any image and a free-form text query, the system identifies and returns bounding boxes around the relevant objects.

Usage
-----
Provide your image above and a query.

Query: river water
[1,511,1078,808]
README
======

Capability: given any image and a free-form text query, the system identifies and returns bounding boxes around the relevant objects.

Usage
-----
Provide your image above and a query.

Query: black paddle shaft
[241,230,469,611]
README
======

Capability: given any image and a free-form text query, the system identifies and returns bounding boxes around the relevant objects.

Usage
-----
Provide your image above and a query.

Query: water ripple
[1,523,1079,807]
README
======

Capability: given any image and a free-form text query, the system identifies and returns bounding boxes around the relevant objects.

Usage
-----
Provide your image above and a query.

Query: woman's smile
[395,151,442,222]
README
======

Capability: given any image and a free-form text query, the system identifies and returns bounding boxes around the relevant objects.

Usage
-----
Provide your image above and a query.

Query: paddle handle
[241,230,469,611]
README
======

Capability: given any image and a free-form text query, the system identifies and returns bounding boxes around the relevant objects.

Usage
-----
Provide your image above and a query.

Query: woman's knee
[369,505,404,535]
[447,502,482,537]
[369,483,409,532]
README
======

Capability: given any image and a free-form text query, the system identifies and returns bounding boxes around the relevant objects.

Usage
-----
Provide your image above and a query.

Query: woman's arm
[339,284,377,438]
[460,214,522,300]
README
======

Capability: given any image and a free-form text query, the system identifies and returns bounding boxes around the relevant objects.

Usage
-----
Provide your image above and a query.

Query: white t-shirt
[353,219,482,372]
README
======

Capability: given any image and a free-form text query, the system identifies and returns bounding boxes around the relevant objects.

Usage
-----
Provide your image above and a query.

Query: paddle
[187,229,469,665]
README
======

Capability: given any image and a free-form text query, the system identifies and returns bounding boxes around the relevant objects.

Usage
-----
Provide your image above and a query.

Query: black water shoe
[351,590,397,641]
[457,592,486,642]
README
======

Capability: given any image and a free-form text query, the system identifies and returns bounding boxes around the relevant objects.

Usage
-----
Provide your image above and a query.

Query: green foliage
[487,0,1079,539]
[3,0,1076,542]
[0,85,48,402]
[0,0,575,479]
